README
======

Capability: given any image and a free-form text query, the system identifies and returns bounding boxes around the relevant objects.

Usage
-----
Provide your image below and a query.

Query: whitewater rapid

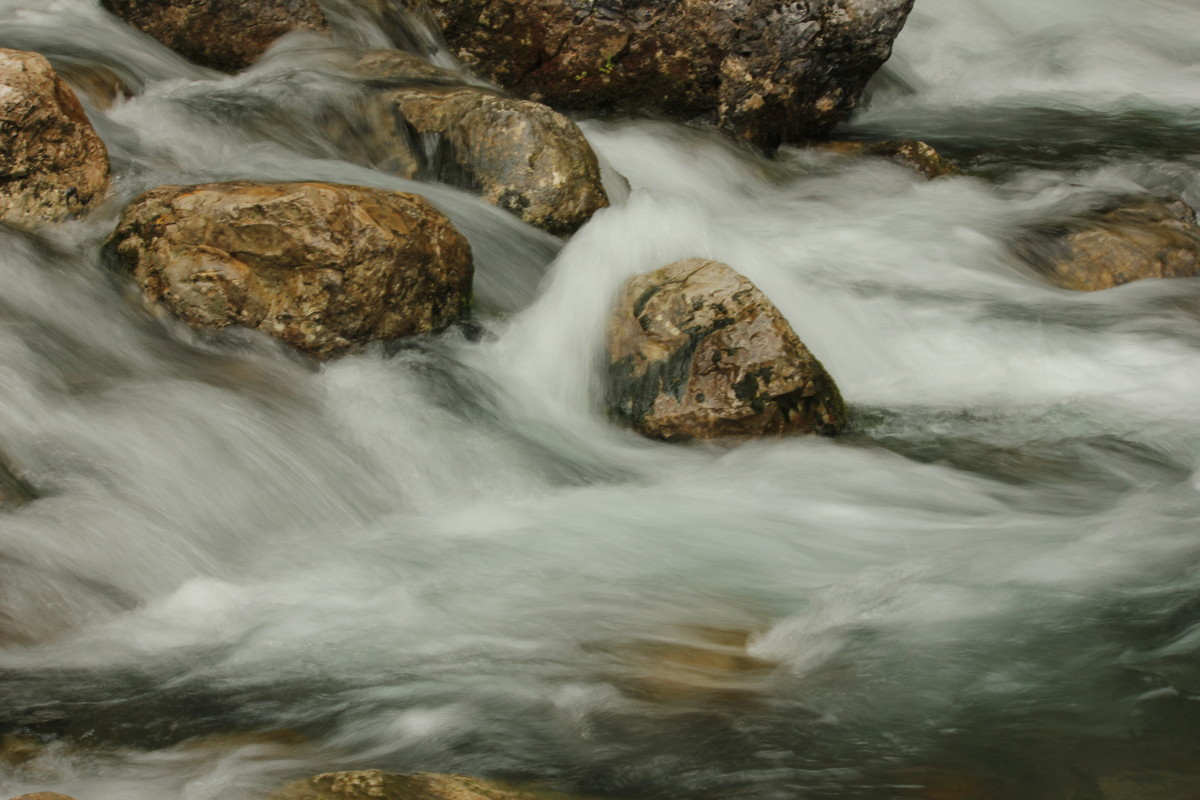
[3,1,1200,798]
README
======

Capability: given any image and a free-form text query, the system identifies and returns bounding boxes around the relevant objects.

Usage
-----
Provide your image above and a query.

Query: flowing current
[3,1,1200,798]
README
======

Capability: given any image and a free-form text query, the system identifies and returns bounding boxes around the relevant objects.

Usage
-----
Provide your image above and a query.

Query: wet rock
[1017,195,1200,291]
[403,0,915,150]
[605,627,774,708]
[0,49,111,228]
[0,452,34,509]
[390,87,608,235]
[606,258,846,441]
[106,181,473,359]
[342,51,609,235]
[99,0,329,73]
[810,139,958,179]
[272,770,587,800]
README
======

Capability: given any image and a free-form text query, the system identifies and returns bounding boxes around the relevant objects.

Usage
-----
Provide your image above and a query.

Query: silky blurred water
[2,1,1200,799]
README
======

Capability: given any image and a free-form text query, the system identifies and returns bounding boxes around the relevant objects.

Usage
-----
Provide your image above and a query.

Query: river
[2,1,1200,798]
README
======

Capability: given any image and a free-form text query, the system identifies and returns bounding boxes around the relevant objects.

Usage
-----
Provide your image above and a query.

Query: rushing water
[3,1,1200,799]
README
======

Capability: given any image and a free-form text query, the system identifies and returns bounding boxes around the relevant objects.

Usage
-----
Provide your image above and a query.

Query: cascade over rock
[606,258,846,441]
[99,0,329,73]
[400,0,916,150]
[106,181,473,359]
[0,49,111,228]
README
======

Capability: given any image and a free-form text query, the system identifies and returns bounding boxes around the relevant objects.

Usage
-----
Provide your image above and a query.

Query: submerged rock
[106,181,473,359]
[99,0,328,73]
[1017,195,1200,291]
[0,49,111,227]
[345,51,608,235]
[272,771,588,800]
[606,258,846,441]
[810,139,958,179]
[403,0,915,150]
[9,794,79,800]
[0,451,33,509]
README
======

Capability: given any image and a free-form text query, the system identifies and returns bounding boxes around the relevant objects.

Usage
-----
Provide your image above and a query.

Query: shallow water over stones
[3,2,1200,800]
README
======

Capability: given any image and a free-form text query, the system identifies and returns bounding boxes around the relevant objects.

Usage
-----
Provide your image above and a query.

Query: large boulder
[606,258,846,441]
[99,0,328,73]
[272,771,586,800]
[106,181,473,359]
[0,49,111,227]
[345,52,609,235]
[402,0,915,150]
[1016,195,1200,291]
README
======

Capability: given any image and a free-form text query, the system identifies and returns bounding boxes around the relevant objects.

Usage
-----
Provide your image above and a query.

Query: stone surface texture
[390,86,609,234]
[0,49,111,227]
[404,0,915,150]
[607,258,846,441]
[99,0,329,73]
[343,51,609,234]
[271,770,586,800]
[107,181,473,359]
[1018,195,1200,291]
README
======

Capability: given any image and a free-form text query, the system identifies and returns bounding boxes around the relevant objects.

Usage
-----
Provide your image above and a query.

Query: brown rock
[811,139,958,179]
[340,51,609,235]
[0,49,111,227]
[606,258,846,441]
[401,0,914,150]
[106,181,473,359]
[99,0,328,73]
[606,627,774,708]
[271,771,588,800]
[9,794,79,800]
[1017,195,1200,291]
[390,87,609,235]
[0,451,33,509]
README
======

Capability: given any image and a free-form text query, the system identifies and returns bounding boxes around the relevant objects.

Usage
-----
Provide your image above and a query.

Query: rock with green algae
[606,258,847,442]
[271,770,596,800]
